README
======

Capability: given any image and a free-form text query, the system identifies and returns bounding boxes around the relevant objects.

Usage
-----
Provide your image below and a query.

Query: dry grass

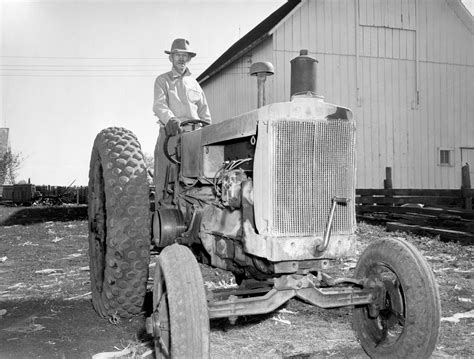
[0,205,472,358]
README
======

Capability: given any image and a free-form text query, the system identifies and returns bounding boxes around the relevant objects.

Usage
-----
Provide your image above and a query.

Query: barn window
[438,148,454,167]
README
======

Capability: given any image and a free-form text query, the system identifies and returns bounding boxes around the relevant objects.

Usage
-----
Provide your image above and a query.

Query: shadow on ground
[0,298,150,359]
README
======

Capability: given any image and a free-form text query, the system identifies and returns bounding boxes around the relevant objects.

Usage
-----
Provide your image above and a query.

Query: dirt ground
[0,205,472,358]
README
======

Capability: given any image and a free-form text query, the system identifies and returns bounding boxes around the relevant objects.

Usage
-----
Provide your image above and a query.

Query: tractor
[87,51,441,358]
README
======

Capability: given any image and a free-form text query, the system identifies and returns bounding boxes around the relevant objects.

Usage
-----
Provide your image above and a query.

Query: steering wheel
[164,119,210,164]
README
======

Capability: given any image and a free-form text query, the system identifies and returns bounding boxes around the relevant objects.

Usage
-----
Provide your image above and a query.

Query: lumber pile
[357,205,474,245]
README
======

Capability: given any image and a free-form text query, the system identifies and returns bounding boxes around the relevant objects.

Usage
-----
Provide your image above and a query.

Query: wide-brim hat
[165,38,196,58]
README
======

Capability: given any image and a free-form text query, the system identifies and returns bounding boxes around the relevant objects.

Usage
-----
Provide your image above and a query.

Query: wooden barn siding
[202,39,274,123]
[200,0,473,189]
[270,0,473,189]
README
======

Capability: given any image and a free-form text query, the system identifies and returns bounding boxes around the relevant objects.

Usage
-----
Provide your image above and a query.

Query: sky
[1,0,473,186]
[0,0,286,186]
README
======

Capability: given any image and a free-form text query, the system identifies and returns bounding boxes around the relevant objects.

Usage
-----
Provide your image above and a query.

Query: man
[153,38,211,203]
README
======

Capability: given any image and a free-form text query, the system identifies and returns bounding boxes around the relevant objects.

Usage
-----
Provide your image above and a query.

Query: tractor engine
[153,95,356,280]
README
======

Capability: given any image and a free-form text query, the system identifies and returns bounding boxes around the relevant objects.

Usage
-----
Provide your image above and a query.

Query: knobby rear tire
[88,127,151,318]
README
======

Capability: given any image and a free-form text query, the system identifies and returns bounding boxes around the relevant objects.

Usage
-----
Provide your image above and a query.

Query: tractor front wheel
[352,237,441,359]
[149,244,210,358]
[88,127,151,318]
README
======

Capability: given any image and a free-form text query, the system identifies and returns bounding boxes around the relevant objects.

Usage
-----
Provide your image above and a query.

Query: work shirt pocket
[187,88,202,103]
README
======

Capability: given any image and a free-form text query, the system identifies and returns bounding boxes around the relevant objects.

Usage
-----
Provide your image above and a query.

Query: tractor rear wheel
[88,127,151,318]
[352,237,441,359]
[150,244,210,358]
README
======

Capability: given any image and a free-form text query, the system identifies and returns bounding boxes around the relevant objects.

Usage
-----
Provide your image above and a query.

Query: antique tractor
[88,52,441,358]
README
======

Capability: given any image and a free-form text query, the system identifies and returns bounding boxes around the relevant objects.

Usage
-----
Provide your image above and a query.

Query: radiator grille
[271,119,356,236]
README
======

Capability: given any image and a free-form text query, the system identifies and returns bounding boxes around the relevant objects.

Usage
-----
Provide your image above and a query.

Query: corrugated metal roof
[197,0,302,84]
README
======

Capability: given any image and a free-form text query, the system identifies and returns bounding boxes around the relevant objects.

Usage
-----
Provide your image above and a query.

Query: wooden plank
[391,214,474,233]
[356,196,463,207]
[357,204,474,220]
[356,188,464,196]
[386,222,474,245]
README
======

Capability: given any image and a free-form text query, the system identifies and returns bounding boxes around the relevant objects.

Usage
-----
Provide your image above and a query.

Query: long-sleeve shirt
[153,67,211,126]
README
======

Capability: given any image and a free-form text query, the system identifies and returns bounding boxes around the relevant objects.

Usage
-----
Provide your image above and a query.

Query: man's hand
[165,117,182,136]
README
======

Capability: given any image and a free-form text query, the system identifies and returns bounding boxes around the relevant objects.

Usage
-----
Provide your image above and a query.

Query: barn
[197,0,474,190]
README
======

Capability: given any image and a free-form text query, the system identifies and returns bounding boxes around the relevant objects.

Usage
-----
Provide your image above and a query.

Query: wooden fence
[35,185,88,205]
[356,188,474,209]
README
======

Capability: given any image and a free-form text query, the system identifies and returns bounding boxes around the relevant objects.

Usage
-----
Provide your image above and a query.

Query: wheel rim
[153,261,171,358]
[89,157,107,293]
[362,263,406,347]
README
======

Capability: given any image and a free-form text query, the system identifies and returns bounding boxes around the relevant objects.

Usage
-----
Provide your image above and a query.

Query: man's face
[170,52,190,74]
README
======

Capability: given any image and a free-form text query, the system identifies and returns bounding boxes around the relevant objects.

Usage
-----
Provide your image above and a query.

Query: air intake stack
[250,61,274,108]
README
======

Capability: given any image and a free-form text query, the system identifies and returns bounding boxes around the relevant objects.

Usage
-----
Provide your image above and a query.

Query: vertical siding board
[275,25,284,50]
[408,0,416,30]
[347,0,356,55]
[361,27,367,57]
[403,61,412,187]
[448,64,455,187]
[416,64,425,187]
[375,57,383,186]
[329,0,336,54]
[393,29,400,59]
[372,0,380,27]
[425,62,432,188]
[320,0,327,53]
[369,27,377,58]
[359,0,366,25]
[399,29,407,60]
[389,59,396,186]
[397,60,408,187]
[301,1,310,49]
[315,0,324,53]
[437,64,445,188]
[385,28,393,58]
[430,63,437,188]
[377,27,384,58]
[308,0,317,50]
[429,63,437,189]
[361,57,370,186]
[440,2,448,65]
[336,0,344,54]
[293,8,302,51]
[383,58,392,184]
[420,0,434,61]
[284,19,292,52]
[388,0,396,29]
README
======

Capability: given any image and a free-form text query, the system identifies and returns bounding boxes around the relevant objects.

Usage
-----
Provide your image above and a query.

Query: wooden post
[384,167,393,206]
[461,163,472,210]
[384,167,393,189]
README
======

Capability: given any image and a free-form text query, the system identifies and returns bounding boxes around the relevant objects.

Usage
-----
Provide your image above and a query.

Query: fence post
[384,167,393,189]
[461,163,472,210]
[384,167,393,206]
